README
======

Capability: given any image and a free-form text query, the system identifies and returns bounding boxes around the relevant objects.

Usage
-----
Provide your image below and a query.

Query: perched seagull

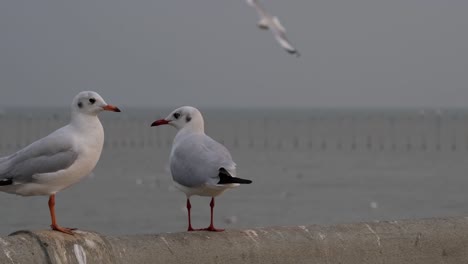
[0,91,121,235]
[151,106,252,232]
[246,0,300,57]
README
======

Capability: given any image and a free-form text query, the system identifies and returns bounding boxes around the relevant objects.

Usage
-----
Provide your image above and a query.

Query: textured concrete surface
[1,217,468,263]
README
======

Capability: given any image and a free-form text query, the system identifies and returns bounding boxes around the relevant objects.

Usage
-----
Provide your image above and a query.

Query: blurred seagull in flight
[246,0,300,57]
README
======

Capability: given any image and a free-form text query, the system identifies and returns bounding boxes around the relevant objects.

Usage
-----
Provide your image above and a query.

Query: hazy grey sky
[1,0,467,108]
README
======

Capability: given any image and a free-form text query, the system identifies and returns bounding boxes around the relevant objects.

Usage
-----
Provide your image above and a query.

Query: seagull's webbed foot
[51,224,77,235]
[200,225,225,232]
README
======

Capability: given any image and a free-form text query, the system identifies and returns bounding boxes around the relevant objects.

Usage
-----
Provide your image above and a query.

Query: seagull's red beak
[151,119,170,127]
[102,104,121,112]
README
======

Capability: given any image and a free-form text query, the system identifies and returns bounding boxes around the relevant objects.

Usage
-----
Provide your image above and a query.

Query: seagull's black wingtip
[218,168,252,185]
[0,178,13,186]
[287,49,300,57]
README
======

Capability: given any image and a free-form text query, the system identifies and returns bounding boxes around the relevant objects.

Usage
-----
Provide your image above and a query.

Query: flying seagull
[0,91,121,235]
[246,0,300,57]
[151,106,252,232]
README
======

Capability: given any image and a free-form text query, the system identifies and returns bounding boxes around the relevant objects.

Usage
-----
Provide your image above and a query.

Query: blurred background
[1,0,468,235]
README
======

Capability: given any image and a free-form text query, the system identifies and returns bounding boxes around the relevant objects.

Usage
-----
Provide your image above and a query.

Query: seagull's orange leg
[48,194,75,235]
[187,198,196,231]
[202,197,224,232]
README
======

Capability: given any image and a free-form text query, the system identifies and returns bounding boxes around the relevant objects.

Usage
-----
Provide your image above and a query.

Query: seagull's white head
[257,18,270,30]
[151,106,204,133]
[71,91,121,116]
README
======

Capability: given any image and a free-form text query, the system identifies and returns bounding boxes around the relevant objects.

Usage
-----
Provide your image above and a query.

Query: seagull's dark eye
[173,112,180,119]
[89,98,96,104]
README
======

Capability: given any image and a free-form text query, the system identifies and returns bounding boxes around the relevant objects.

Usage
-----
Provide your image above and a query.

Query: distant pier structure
[1,109,467,153]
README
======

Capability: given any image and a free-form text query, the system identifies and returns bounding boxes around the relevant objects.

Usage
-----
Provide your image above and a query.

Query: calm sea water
[1,108,468,236]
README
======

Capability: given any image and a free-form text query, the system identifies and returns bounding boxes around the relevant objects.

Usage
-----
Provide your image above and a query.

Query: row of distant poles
[1,113,468,152]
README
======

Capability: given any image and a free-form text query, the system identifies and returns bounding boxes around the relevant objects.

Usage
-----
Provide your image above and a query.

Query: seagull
[0,91,121,235]
[246,0,300,57]
[151,106,252,232]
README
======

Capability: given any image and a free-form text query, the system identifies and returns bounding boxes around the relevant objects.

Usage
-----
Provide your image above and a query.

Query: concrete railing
[1,217,468,264]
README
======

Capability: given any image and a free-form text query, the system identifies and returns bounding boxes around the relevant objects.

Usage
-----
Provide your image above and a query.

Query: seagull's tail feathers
[218,168,252,185]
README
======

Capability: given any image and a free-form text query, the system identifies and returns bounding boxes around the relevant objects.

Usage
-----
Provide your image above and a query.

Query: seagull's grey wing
[0,130,78,184]
[246,0,269,19]
[170,134,235,188]
[270,17,300,56]
[272,17,286,32]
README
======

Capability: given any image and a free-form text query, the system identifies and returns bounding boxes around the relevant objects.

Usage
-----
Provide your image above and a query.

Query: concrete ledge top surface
[1,217,468,264]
